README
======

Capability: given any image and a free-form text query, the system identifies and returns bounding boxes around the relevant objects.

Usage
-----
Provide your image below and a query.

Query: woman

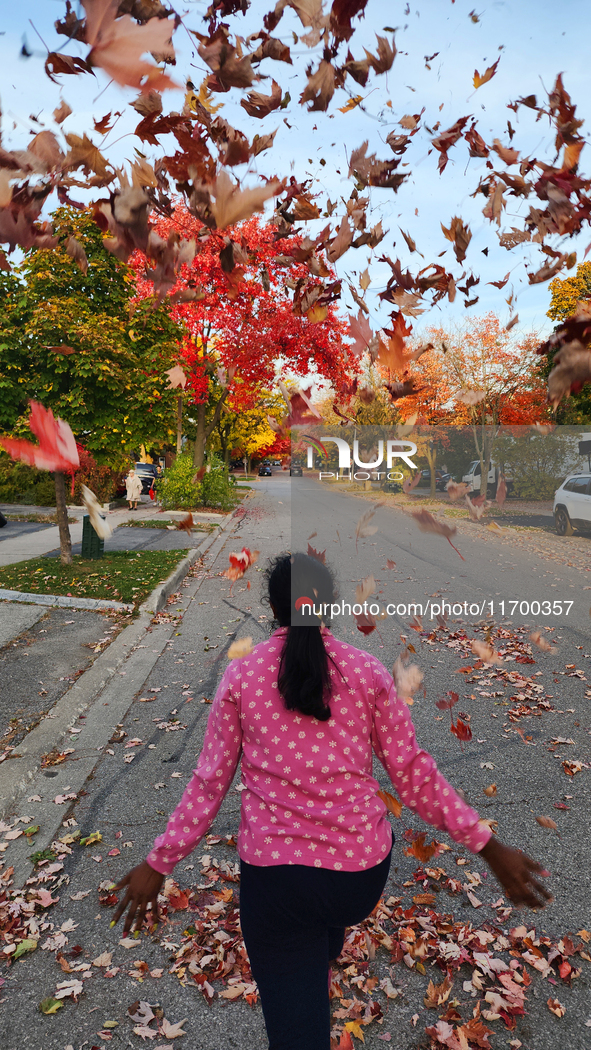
[125,468,142,510]
[112,553,551,1050]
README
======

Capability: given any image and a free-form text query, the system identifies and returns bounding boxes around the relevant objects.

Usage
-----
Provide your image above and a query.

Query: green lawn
[119,518,213,530]
[0,550,189,606]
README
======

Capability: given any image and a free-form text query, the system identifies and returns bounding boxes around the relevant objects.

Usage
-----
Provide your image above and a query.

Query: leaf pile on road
[1,833,589,1048]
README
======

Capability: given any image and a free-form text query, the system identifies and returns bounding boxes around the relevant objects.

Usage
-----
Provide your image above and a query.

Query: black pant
[239,832,393,1050]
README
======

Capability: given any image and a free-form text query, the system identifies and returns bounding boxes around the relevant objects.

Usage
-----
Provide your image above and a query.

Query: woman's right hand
[479,837,552,909]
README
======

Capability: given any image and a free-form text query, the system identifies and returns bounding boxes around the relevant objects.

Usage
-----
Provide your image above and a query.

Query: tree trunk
[176,396,183,455]
[193,389,231,468]
[426,444,437,498]
[54,472,73,566]
[193,403,207,468]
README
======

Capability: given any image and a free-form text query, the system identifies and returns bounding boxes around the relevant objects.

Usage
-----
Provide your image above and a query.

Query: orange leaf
[377,789,403,818]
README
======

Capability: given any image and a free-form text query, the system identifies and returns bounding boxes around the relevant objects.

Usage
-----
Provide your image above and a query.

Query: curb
[0,508,237,616]
[139,508,235,615]
[0,589,133,613]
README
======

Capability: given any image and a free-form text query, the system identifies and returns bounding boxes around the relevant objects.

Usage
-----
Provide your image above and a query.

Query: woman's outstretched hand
[111,861,164,936]
[479,837,552,909]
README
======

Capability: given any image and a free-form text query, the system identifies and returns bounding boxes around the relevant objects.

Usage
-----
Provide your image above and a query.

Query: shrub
[201,465,238,511]
[156,453,202,510]
[0,458,56,505]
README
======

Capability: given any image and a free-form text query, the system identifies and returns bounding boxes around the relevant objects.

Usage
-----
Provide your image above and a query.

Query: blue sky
[2,0,590,345]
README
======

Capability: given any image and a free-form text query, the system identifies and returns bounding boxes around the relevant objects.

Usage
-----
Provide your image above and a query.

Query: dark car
[134,463,159,495]
[258,464,272,476]
[436,472,455,492]
[290,462,303,477]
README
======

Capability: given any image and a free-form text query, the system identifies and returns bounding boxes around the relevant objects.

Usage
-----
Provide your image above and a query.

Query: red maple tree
[130,209,350,466]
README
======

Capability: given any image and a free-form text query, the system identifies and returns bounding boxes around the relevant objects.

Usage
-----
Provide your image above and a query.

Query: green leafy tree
[0,207,184,458]
[0,207,185,561]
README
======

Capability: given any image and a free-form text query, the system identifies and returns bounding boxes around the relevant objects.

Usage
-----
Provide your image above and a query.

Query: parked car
[290,462,303,477]
[436,472,455,492]
[462,460,512,495]
[134,463,159,495]
[258,464,272,477]
[553,473,591,535]
[382,478,402,493]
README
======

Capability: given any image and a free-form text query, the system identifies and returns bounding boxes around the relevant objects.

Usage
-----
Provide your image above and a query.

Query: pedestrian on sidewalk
[112,552,551,1050]
[125,469,142,510]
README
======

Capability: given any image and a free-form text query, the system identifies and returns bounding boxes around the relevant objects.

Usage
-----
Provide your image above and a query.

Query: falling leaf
[81,485,112,540]
[392,656,423,704]
[53,99,72,124]
[471,640,504,665]
[450,717,472,742]
[474,57,500,89]
[536,816,558,831]
[339,94,364,113]
[529,631,556,652]
[307,543,326,563]
[355,503,383,550]
[211,171,283,229]
[377,789,403,818]
[241,80,283,118]
[227,637,254,659]
[0,401,79,473]
[410,509,464,559]
[165,365,187,389]
[82,0,179,92]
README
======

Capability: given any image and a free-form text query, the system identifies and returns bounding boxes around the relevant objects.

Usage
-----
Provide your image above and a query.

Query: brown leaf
[483,784,497,797]
[355,504,382,549]
[492,138,520,165]
[130,90,163,117]
[441,216,471,263]
[53,99,73,124]
[83,0,178,92]
[536,816,558,831]
[300,60,335,111]
[45,52,93,83]
[471,640,503,665]
[547,998,566,1018]
[347,310,373,357]
[65,236,88,274]
[547,340,591,408]
[29,131,64,168]
[326,216,353,262]
[211,172,284,229]
[64,132,111,179]
[424,976,453,1009]
[292,195,321,220]
[307,542,326,563]
[529,630,556,653]
[240,80,282,118]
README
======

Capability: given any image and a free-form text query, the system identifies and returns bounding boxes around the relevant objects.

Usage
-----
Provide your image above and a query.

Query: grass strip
[0,550,189,606]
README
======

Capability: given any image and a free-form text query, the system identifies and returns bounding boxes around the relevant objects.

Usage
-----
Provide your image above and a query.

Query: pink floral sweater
[146,629,491,875]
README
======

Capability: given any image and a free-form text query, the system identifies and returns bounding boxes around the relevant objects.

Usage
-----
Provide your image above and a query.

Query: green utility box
[81,514,104,560]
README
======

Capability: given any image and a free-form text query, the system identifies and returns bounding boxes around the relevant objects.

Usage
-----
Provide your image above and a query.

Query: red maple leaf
[0,401,80,473]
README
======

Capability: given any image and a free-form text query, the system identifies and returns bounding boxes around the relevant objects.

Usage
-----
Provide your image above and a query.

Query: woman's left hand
[111,861,164,936]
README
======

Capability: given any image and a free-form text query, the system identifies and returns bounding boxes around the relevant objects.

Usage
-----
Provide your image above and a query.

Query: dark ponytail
[265,552,337,722]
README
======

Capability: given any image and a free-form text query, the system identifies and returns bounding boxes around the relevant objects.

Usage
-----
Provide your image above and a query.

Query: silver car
[553,473,591,535]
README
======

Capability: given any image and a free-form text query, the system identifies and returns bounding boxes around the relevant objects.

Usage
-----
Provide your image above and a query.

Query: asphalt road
[1,475,591,1049]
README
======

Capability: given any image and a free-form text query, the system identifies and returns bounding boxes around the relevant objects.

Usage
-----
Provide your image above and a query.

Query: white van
[462,460,512,494]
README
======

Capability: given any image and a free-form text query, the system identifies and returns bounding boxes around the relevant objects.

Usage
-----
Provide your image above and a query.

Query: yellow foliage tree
[547,262,591,324]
